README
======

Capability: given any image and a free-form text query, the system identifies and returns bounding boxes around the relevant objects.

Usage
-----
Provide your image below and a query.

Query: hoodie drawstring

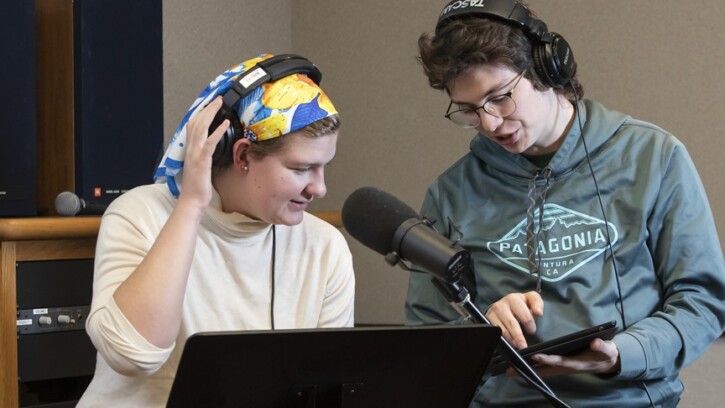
[526,167,552,293]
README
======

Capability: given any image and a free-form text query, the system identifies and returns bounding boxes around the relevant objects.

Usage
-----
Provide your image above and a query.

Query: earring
[243,165,249,172]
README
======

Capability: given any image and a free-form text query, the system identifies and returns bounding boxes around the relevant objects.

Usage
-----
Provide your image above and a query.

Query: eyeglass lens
[446,71,524,128]
[448,96,515,127]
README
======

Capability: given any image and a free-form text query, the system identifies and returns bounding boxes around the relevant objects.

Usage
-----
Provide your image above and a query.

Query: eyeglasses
[444,71,526,128]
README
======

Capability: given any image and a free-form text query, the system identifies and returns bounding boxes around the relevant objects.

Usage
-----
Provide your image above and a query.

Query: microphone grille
[342,187,418,256]
[55,191,81,216]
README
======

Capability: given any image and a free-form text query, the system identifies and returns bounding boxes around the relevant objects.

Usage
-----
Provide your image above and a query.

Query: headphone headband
[437,0,536,35]
[221,54,322,114]
[210,54,326,165]
[434,0,576,87]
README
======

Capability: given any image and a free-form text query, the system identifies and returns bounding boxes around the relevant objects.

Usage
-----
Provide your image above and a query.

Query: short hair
[418,17,583,102]
[213,114,340,169]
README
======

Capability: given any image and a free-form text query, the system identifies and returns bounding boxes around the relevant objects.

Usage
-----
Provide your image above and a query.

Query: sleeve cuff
[613,332,647,380]
[88,297,175,376]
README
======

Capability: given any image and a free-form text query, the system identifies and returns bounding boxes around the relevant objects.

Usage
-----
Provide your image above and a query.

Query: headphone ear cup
[531,34,576,87]
[531,44,553,87]
[209,111,243,167]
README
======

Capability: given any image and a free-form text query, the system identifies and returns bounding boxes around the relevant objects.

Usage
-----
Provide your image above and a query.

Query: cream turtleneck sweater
[78,183,354,407]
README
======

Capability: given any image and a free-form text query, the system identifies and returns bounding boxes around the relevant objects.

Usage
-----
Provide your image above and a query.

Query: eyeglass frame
[444,70,527,128]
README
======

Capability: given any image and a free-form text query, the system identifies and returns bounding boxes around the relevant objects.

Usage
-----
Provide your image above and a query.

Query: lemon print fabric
[154,53,338,197]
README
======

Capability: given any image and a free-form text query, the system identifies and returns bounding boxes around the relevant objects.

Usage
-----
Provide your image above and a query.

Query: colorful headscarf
[154,53,338,196]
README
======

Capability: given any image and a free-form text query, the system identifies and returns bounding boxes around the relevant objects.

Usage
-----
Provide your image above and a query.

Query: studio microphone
[55,191,108,216]
[341,187,470,284]
[342,187,568,406]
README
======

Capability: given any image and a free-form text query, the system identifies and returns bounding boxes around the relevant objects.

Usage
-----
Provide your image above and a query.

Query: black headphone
[435,0,576,87]
[208,54,322,165]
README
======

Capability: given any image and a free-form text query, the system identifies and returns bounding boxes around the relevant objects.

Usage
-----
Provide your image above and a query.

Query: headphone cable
[270,224,276,330]
[569,86,655,407]
[569,87,627,329]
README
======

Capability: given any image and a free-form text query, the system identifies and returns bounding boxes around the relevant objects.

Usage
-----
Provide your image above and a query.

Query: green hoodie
[405,99,725,407]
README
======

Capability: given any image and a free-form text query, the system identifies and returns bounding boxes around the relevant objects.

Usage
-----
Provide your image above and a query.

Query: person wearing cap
[404,1,725,407]
[77,53,354,407]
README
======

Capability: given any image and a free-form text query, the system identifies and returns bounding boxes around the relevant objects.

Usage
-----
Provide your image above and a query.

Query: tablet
[488,320,617,376]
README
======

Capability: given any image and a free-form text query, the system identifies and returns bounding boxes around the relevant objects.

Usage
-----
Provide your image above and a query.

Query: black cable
[270,224,276,330]
[569,86,654,408]
[569,87,627,329]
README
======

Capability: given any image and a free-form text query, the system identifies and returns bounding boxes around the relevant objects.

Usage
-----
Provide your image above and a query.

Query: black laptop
[166,324,501,408]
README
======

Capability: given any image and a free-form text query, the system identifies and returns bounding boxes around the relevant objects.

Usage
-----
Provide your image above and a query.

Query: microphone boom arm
[429,277,570,408]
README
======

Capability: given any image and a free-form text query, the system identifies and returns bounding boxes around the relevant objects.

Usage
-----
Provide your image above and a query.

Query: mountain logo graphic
[486,203,619,282]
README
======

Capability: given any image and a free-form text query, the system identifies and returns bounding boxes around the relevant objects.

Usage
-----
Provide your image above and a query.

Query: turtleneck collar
[203,187,272,242]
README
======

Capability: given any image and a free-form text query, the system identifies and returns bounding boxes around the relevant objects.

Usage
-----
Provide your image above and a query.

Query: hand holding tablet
[488,320,618,376]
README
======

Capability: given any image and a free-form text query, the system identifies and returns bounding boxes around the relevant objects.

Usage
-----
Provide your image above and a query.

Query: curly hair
[418,15,583,102]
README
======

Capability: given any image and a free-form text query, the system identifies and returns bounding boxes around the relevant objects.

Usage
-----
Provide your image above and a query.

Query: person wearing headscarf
[78,53,354,407]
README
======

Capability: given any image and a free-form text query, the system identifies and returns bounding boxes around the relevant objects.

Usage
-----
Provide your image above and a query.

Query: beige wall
[164,1,724,405]
[163,0,293,140]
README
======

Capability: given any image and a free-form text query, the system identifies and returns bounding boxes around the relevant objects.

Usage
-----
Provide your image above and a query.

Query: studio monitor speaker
[0,0,37,216]
[73,0,163,205]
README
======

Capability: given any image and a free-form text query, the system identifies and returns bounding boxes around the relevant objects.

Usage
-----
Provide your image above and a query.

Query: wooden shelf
[0,216,101,241]
[0,213,341,241]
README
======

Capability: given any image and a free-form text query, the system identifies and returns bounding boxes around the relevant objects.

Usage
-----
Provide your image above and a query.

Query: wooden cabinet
[0,217,99,408]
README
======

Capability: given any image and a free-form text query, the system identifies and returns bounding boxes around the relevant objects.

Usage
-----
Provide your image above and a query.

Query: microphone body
[392,218,470,283]
[55,191,108,216]
[342,187,470,283]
